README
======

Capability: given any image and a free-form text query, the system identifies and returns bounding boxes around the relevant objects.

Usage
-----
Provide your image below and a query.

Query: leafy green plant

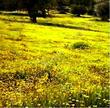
[71,42,90,49]
[14,71,28,80]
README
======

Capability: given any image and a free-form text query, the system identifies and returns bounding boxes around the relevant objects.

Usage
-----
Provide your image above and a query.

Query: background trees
[0,0,109,22]
[71,5,87,17]
[70,0,95,16]
[95,0,109,21]
[57,0,70,14]
[0,0,57,22]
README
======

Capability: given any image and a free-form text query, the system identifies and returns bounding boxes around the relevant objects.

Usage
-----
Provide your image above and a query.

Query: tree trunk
[28,9,37,23]
[30,16,37,23]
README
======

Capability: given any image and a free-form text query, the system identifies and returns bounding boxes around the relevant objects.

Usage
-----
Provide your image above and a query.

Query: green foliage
[15,71,28,80]
[71,5,87,16]
[87,7,95,15]
[70,0,95,16]
[71,42,90,49]
[70,0,95,7]
[95,1,109,21]
[68,86,110,107]
[57,0,70,14]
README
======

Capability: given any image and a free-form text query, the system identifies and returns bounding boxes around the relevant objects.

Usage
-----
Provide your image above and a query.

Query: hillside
[0,13,109,107]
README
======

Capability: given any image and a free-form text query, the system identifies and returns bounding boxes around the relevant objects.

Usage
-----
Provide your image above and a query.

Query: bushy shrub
[57,6,70,14]
[71,42,90,49]
[87,8,95,15]
[71,5,87,17]
[95,1,109,21]
[14,71,28,80]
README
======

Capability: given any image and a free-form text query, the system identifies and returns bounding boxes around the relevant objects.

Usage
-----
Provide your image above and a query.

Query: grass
[0,12,109,107]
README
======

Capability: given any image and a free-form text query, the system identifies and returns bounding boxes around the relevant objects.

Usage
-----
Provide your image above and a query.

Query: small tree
[95,1,109,21]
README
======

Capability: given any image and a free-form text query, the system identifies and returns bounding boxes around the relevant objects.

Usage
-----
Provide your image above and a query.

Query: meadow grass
[0,12,109,107]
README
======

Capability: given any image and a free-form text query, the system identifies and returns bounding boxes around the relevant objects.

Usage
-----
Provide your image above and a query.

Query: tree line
[0,0,109,22]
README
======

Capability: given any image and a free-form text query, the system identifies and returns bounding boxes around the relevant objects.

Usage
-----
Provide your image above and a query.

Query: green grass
[0,13,109,107]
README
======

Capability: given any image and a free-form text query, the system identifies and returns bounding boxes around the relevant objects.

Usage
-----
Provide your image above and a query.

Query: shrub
[87,8,95,15]
[14,71,28,80]
[71,42,90,49]
[95,1,109,21]
[57,6,70,14]
[71,5,87,17]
